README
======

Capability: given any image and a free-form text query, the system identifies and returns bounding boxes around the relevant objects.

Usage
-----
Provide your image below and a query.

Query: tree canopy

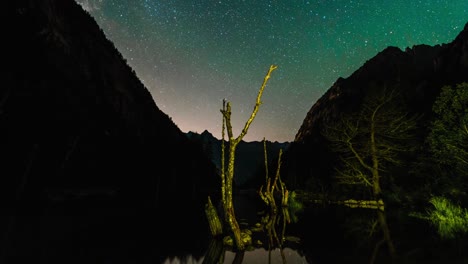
[323,88,418,198]
[427,82,468,199]
[428,83,468,172]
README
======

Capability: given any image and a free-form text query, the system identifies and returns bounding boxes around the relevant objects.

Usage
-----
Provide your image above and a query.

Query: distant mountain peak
[287,21,468,189]
[201,129,214,137]
[185,130,290,189]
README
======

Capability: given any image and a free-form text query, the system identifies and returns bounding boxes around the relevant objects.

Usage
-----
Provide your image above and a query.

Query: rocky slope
[283,22,468,191]
[2,0,219,209]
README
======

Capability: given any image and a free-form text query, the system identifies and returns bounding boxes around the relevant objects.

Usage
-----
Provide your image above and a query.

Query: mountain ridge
[187,129,291,144]
[285,21,468,190]
[186,130,289,189]
[3,0,218,209]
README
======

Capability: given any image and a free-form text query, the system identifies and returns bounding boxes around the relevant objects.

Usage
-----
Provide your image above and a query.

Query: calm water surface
[161,192,468,264]
[3,192,467,263]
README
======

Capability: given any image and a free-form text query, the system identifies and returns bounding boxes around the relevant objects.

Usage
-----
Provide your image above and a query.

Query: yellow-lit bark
[205,196,223,237]
[259,137,289,215]
[213,65,278,251]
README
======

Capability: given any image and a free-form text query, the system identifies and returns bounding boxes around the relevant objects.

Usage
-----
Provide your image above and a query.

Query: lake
[160,191,467,264]
[2,191,467,263]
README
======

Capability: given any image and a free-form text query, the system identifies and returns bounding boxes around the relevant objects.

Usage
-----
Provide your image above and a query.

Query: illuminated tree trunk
[259,140,286,215]
[207,65,277,251]
[370,103,396,258]
[259,135,288,215]
[205,196,223,236]
[224,139,243,250]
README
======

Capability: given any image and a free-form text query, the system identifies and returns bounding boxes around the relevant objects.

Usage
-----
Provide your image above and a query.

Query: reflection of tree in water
[203,205,300,264]
[339,208,391,264]
[257,137,295,263]
[203,239,224,264]
[202,72,302,262]
[203,135,302,264]
[205,65,278,251]
[261,207,290,263]
[294,189,401,263]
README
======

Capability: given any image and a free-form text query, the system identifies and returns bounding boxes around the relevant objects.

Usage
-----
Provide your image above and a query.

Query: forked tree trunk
[206,65,278,251]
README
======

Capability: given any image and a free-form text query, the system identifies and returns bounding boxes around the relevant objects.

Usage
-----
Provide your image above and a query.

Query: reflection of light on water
[162,256,204,264]
[162,248,308,264]
[224,248,307,264]
[224,248,308,264]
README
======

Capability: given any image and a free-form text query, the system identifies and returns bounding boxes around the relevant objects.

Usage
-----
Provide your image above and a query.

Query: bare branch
[237,65,278,142]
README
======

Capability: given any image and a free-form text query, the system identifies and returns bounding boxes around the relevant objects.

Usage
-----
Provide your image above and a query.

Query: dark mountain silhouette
[3,0,219,209]
[186,130,290,190]
[283,22,468,193]
[2,0,218,262]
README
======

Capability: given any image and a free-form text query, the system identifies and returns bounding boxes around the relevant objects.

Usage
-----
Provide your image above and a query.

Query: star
[76,0,468,142]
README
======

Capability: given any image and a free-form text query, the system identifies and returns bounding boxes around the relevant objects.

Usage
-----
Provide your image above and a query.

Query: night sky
[76,0,467,142]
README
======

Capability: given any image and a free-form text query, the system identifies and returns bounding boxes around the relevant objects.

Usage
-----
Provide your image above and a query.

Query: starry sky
[76,0,467,142]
